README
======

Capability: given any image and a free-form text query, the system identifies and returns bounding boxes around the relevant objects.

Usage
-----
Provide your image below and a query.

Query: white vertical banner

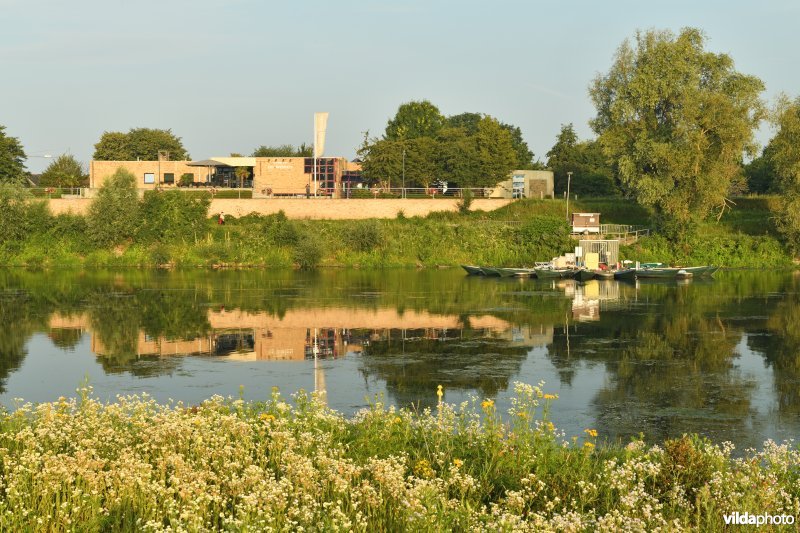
[314,112,329,158]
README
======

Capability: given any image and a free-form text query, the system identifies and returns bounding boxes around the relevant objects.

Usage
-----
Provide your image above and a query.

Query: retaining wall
[46,198,513,219]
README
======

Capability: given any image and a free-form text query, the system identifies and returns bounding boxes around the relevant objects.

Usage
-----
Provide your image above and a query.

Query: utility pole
[565,171,573,223]
[402,148,406,198]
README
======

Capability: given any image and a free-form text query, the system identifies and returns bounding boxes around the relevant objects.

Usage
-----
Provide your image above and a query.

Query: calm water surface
[1,268,798,450]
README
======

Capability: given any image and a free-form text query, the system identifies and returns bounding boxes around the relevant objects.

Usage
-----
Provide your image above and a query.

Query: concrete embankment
[46,197,512,219]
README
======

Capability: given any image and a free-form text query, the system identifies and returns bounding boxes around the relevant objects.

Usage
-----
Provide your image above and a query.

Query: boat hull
[481,267,502,277]
[575,269,596,282]
[534,268,575,279]
[461,265,484,276]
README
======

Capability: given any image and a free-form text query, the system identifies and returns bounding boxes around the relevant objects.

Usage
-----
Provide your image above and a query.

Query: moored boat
[496,267,534,278]
[575,269,596,282]
[614,268,637,280]
[673,265,717,277]
[594,270,615,280]
[481,267,502,277]
[533,268,575,279]
[461,265,484,276]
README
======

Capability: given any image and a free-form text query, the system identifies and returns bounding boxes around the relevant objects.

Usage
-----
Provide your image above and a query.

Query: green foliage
[93,128,189,161]
[251,144,312,157]
[39,154,87,188]
[137,190,210,243]
[0,185,51,245]
[293,234,324,269]
[457,188,474,214]
[768,96,800,253]
[384,100,445,140]
[361,103,523,189]
[546,124,618,196]
[0,125,27,185]
[447,112,537,169]
[86,168,139,246]
[347,221,384,252]
[516,216,573,260]
[178,173,195,187]
[590,28,765,236]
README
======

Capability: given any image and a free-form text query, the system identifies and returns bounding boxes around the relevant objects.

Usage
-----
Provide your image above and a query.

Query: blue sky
[2,0,798,172]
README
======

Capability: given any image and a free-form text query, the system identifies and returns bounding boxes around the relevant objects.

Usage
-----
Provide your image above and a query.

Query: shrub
[293,234,324,269]
[0,184,51,245]
[178,173,194,187]
[456,188,474,214]
[269,211,300,246]
[86,168,139,246]
[516,216,573,260]
[137,190,210,244]
[347,220,384,252]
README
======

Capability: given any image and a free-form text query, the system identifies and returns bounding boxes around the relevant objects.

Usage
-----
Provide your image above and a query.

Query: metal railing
[599,224,650,242]
[27,186,510,200]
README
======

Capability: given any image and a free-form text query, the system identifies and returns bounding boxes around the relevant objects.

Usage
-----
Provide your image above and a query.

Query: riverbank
[1,194,793,268]
[1,385,797,531]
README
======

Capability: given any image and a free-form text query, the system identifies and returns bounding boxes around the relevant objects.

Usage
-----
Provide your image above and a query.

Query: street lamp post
[565,171,573,223]
[402,148,406,198]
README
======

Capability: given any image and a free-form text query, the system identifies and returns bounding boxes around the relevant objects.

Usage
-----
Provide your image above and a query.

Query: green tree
[0,184,50,245]
[403,137,439,189]
[472,117,518,188]
[447,112,536,169]
[384,100,445,140]
[251,143,312,157]
[137,190,210,243]
[768,96,800,252]
[358,136,403,188]
[86,168,139,246]
[743,143,778,194]
[93,128,189,161]
[0,125,27,185]
[546,124,618,196]
[39,154,88,188]
[590,28,765,236]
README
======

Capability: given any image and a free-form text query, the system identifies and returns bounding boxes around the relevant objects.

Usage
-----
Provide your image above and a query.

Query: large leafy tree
[93,128,189,161]
[251,144,312,157]
[447,112,536,169]
[0,125,27,184]
[384,100,445,141]
[39,154,88,188]
[590,28,764,235]
[768,96,800,252]
[546,124,617,196]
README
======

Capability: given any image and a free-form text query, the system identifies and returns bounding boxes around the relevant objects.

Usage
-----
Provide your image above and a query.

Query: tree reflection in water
[0,269,798,448]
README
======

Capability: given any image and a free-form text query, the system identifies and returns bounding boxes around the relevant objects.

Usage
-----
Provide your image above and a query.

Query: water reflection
[1,268,799,449]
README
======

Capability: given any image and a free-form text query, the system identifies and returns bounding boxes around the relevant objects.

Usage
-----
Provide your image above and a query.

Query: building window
[144,173,155,184]
[163,173,175,184]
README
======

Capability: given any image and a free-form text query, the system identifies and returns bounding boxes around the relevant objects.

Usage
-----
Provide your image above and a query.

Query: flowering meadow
[0,383,798,532]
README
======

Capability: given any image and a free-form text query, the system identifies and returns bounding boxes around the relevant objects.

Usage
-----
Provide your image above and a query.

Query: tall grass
[0,384,797,531]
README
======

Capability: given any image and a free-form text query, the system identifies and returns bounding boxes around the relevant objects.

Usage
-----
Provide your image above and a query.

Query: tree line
[357,101,540,190]
[4,26,800,247]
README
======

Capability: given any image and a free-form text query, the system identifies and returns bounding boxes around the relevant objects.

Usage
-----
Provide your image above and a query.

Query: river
[1,268,797,450]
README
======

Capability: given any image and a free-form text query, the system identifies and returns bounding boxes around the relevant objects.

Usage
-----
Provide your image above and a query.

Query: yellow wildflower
[481,399,494,411]
[546,421,555,432]
[259,413,276,423]
[393,416,402,424]
[437,385,443,399]
[453,458,463,468]
[584,441,595,450]
[544,393,557,400]
[584,429,598,438]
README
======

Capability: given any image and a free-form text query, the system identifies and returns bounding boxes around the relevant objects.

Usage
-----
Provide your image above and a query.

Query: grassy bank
[1,385,797,531]
[1,191,794,268]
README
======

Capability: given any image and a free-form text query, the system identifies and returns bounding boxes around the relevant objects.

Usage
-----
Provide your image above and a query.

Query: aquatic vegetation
[0,383,798,531]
